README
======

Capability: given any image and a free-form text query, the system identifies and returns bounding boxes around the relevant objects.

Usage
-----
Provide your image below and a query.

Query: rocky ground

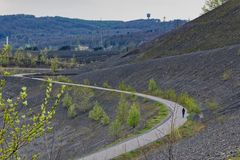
[58,44,240,159]
[139,110,240,160]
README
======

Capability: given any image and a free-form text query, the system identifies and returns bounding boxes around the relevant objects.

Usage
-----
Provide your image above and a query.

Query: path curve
[12,72,188,160]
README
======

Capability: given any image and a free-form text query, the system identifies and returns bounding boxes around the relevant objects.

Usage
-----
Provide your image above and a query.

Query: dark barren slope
[0,76,160,160]
[71,44,240,116]
[123,0,240,60]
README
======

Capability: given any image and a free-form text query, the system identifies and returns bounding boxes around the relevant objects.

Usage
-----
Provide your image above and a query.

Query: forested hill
[0,14,186,50]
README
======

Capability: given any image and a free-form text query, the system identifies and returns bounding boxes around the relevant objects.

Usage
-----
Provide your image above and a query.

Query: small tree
[0,79,65,159]
[62,93,73,108]
[202,0,228,13]
[88,102,104,121]
[50,57,59,73]
[109,119,122,138]
[73,87,94,112]
[101,112,110,125]
[127,103,140,129]
[67,104,77,118]
[116,94,129,124]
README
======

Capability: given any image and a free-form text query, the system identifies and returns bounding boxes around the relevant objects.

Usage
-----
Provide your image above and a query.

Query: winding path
[12,72,188,160]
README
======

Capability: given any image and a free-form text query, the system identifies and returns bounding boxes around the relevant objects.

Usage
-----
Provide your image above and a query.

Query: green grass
[138,102,168,134]
[114,120,205,160]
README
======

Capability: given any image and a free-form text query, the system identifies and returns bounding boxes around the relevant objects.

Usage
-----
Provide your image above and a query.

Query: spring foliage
[0,79,65,159]
[127,103,140,128]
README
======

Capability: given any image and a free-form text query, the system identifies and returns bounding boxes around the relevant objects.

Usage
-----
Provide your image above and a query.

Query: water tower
[147,13,151,20]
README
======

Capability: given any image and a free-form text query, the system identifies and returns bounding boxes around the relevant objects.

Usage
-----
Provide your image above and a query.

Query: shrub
[118,81,127,90]
[68,104,77,118]
[222,70,231,81]
[103,81,112,88]
[109,119,122,138]
[148,78,158,93]
[56,76,72,83]
[62,93,73,108]
[89,102,104,121]
[50,57,59,73]
[73,87,94,112]
[101,112,110,125]
[163,89,177,101]
[116,94,129,124]
[127,103,141,129]
[178,92,200,114]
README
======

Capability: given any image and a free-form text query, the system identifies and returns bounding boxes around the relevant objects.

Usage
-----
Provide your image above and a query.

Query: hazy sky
[0,0,206,21]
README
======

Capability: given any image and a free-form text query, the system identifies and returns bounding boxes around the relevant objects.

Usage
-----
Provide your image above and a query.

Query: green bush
[178,92,200,114]
[101,112,110,125]
[50,57,59,73]
[89,102,104,121]
[62,93,73,108]
[116,94,129,124]
[68,104,77,118]
[127,103,140,128]
[163,89,177,101]
[103,81,112,88]
[148,78,158,93]
[56,76,72,83]
[109,119,122,138]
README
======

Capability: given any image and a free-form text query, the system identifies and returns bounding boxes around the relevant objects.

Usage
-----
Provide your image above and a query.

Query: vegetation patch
[138,102,168,134]
[222,70,232,81]
[114,120,205,160]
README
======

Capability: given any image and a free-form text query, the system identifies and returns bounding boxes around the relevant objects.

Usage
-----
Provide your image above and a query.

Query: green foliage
[62,93,73,108]
[118,81,135,92]
[127,103,140,128]
[141,103,168,133]
[56,76,72,83]
[163,89,177,101]
[73,86,94,112]
[202,0,228,13]
[89,102,104,121]
[222,70,231,81]
[109,119,122,138]
[0,45,11,66]
[67,104,77,118]
[116,94,129,124]
[50,57,59,73]
[0,79,65,159]
[101,112,110,125]
[103,81,112,88]
[178,92,200,114]
[206,99,219,111]
[147,78,162,96]
[148,78,158,93]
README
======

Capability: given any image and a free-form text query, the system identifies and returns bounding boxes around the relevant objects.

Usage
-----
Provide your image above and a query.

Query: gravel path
[13,73,188,160]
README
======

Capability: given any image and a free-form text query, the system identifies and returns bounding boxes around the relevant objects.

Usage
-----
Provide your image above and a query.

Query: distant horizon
[1,0,206,21]
[0,13,189,22]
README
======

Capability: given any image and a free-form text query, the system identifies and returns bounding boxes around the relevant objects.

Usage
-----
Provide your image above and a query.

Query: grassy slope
[140,0,240,59]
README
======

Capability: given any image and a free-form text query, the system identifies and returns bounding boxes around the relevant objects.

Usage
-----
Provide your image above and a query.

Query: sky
[0,0,206,21]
